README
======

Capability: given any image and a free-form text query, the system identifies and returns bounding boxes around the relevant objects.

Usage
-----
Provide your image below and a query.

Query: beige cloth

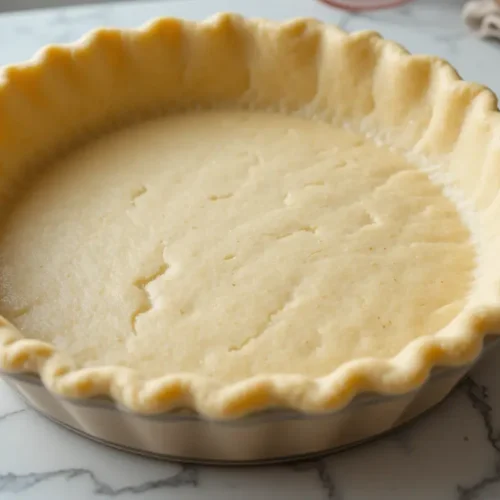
[463,0,500,39]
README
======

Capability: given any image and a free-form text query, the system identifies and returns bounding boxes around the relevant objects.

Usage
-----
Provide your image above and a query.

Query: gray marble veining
[0,0,499,498]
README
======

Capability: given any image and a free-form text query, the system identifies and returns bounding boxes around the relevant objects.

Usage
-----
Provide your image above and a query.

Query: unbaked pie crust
[0,14,499,418]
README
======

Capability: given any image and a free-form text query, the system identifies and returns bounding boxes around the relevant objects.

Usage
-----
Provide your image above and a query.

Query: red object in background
[319,0,412,11]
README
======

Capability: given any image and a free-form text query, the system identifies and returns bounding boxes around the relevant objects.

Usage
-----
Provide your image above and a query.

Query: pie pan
[3,342,498,464]
[1,14,500,462]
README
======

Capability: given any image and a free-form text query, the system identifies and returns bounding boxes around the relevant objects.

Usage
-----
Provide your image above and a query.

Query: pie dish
[1,13,500,462]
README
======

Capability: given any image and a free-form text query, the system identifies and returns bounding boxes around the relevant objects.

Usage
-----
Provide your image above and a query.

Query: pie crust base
[0,110,474,381]
[0,14,499,418]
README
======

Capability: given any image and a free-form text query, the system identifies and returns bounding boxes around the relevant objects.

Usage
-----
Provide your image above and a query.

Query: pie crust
[0,14,499,418]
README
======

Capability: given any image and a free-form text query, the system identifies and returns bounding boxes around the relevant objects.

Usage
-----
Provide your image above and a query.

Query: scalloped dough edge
[0,13,499,419]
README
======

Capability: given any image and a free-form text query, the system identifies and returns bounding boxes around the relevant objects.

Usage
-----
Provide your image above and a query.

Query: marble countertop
[0,0,500,498]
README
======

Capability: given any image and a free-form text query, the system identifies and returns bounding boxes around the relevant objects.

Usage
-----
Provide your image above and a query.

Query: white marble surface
[0,0,500,498]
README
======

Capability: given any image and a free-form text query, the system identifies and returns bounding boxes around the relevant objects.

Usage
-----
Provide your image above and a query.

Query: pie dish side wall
[0,362,479,462]
[0,14,500,425]
[3,338,499,462]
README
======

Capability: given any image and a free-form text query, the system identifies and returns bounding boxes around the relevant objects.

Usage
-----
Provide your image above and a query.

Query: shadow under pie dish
[1,13,500,463]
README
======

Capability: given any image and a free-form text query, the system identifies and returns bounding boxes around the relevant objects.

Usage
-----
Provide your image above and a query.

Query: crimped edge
[0,13,500,419]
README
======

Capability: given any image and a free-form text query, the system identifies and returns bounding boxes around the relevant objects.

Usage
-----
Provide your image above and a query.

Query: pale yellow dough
[0,110,474,382]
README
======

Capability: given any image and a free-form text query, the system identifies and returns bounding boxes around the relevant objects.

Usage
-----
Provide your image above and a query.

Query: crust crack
[228,281,300,352]
[130,253,169,335]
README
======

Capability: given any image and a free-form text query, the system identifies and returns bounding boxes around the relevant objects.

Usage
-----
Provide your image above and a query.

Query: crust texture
[1,13,500,418]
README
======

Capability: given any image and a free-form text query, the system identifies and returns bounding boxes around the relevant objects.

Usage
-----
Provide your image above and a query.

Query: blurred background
[0,0,126,11]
